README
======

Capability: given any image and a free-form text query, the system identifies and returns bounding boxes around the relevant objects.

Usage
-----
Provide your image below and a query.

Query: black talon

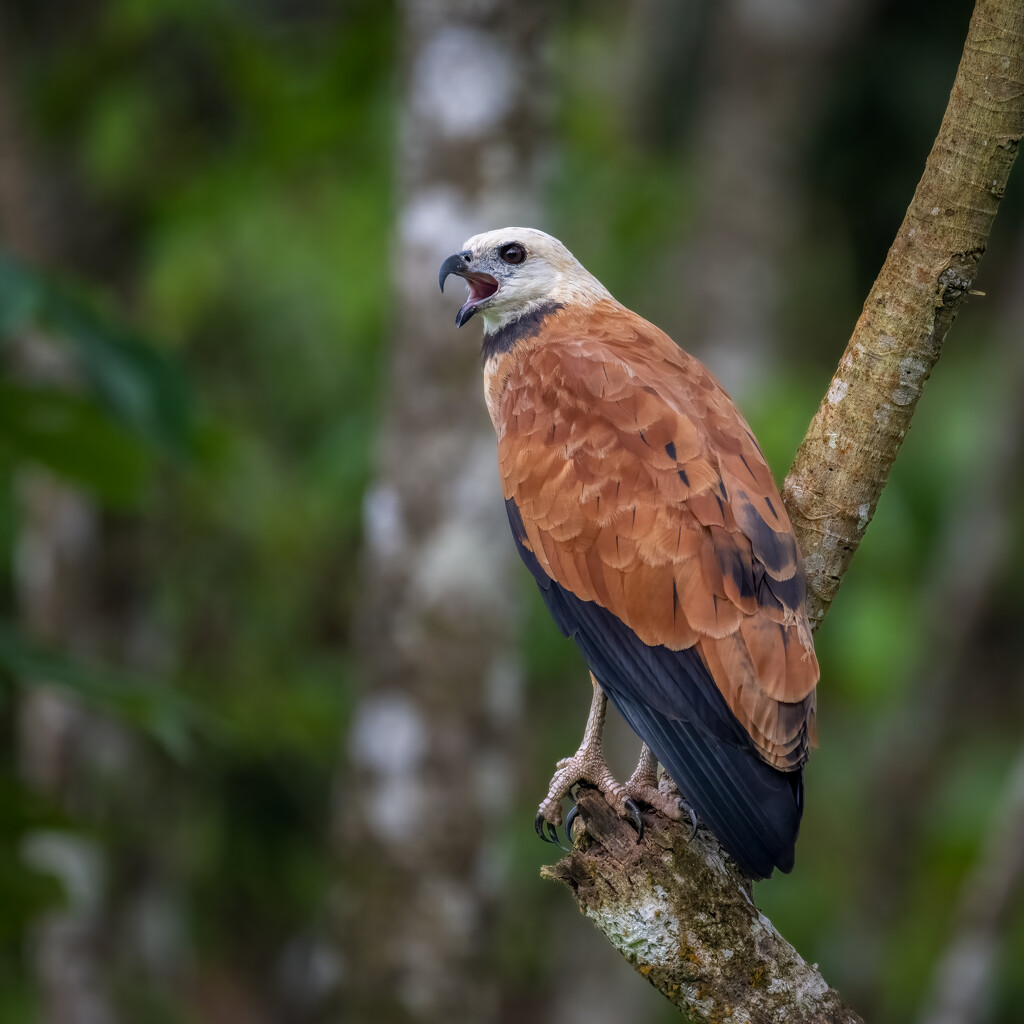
[624,798,644,842]
[565,803,580,843]
[535,813,555,843]
[685,805,698,841]
[535,813,569,850]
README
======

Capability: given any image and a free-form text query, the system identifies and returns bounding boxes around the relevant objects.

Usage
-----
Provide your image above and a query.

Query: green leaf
[0,383,151,506]
[0,250,194,455]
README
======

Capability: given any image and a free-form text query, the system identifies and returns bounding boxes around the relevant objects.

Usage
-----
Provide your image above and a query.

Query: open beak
[439,250,498,327]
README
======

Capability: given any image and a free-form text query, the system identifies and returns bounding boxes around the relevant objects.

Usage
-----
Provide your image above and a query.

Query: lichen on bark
[545,790,864,1024]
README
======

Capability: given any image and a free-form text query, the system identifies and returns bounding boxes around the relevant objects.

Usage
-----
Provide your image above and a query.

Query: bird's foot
[624,777,686,822]
[622,748,699,839]
[535,745,642,845]
[623,751,682,820]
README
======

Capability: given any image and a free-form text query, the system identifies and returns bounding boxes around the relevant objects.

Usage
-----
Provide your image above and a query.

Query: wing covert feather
[496,302,818,770]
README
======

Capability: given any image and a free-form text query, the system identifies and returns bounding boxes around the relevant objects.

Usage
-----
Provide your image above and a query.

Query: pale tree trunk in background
[334,2,547,1022]
[0,25,118,1024]
[684,0,868,399]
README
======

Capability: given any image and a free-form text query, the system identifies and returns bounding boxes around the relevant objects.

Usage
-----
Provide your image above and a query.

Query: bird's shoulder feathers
[496,300,818,769]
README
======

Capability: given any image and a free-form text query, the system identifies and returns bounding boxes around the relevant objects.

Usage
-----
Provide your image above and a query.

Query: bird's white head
[438,227,612,334]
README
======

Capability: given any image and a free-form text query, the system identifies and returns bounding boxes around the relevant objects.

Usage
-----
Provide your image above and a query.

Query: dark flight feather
[507,498,801,878]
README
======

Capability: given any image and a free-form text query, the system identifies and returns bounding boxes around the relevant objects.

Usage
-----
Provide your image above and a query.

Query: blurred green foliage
[0,1,1022,1022]
[1,2,394,1018]
[0,246,203,1017]
[0,251,193,501]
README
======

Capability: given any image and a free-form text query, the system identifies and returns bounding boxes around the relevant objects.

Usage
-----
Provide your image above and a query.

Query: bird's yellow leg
[535,675,641,842]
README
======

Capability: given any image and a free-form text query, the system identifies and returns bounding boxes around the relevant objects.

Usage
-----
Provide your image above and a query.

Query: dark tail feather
[503,500,804,878]
[606,688,802,879]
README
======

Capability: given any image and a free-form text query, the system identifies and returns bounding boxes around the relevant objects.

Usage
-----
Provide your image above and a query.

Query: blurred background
[1,1,1023,1022]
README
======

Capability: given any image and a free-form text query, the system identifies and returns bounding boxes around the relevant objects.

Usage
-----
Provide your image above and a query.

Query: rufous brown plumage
[440,228,818,879]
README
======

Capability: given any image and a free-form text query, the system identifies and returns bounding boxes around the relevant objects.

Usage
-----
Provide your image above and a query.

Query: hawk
[440,228,818,879]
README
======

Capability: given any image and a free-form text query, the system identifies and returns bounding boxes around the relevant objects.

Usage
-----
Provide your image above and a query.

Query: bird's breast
[483,351,516,432]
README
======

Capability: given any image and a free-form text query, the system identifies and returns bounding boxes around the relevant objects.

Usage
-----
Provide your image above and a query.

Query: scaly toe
[538,741,645,844]
[659,773,682,799]
[624,779,684,821]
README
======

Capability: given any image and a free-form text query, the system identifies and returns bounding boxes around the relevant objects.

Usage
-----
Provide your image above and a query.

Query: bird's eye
[499,243,526,265]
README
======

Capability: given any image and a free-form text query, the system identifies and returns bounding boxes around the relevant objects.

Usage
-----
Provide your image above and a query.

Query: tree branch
[544,1,1024,1019]
[543,789,864,1024]
[783,0,1024,626]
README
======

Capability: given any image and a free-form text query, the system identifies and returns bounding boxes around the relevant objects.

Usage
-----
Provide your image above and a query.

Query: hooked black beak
[438,249,499,327]
[438,250,472,293]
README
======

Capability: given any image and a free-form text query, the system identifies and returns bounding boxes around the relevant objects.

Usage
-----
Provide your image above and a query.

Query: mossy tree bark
[546,1,1024,1020]
[545,790,864,1024]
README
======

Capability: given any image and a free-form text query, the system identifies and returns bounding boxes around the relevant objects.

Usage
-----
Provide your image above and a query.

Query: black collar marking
[481,301,564,363]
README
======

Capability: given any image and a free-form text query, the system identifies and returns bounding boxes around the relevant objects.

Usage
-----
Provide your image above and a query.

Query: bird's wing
[498,309,818,771]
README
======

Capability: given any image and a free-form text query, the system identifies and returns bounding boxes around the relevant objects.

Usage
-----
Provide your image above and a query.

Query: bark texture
[782,0,1024,626]
[546,1,1024,1019]
[545,789,864,1024]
